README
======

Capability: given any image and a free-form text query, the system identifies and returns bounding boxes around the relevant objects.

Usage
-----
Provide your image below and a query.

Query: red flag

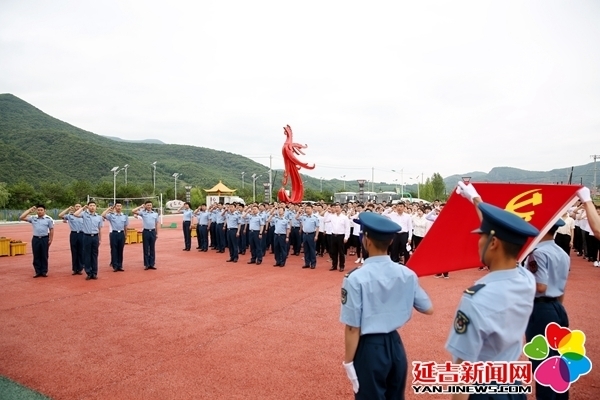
[406,183,580,277]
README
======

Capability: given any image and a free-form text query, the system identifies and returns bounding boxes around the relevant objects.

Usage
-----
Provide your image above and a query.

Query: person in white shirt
[351,205,364,263]
[383,203,413,264]
[554,211,575,255]
[411,208,427,250]
[315,204,326,257]
[425,204,450,278]
[325,203,351,272]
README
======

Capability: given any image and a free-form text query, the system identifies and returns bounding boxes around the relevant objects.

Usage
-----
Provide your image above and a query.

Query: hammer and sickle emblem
[505,189,542,222]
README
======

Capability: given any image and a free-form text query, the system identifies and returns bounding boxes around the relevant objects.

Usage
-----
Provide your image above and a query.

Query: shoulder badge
[454,310,469,334]
[463,283,486,296]
[341,288,347,304]
[344,267,359,278]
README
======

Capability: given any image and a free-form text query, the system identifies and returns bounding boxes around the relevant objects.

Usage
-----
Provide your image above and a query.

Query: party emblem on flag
[406,183,580,277]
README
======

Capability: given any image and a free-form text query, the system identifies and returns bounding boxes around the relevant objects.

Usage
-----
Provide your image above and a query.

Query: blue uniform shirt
[105,213,129,231]
[81,211,103,234]
[182,209,193,222]
[300,214,319,233]
[290,213,301,227]
[272,216,290,234]
[64,214,83,232]
[340,255,432,334]
[215,211,226,224]
[445,266,535,363]
[27,215,54,236]
[527,240,570,298]
[225,211,241,229]
[139,210,159,230]
[248,214,265,231]
[195,211,210,225]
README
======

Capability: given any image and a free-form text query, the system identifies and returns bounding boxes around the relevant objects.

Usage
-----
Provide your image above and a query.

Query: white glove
[456,181,480,203]
[343,361,359,394]
[577,187,592,203]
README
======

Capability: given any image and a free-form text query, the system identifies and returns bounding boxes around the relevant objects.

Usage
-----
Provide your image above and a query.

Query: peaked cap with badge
[353,212,401,242]
[472,202,539,246]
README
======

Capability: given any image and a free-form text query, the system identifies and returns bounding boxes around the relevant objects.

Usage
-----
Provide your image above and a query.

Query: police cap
[472,202,539,245]
[354,212,401,241]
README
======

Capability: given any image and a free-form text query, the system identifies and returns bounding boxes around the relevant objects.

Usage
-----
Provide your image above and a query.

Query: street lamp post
[320,177,324,192]
[391,169,404,198]
[252,173,261,202]
[111,166,120,206]
[341,175,346,191]
[152,162,157,195]
[241,172,245,189]
[172,173,181,200]
[123,164,129,185]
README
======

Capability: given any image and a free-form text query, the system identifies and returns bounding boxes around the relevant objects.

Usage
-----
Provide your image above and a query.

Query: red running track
[0,220,598,399]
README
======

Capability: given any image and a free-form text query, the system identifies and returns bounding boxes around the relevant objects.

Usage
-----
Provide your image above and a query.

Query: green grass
[0,376,50,400]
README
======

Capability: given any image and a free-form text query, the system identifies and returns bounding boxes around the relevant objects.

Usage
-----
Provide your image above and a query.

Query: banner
[406,183,580,277]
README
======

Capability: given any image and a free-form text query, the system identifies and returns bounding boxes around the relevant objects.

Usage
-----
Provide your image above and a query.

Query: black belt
[84,233,98,237]
[198,224,208,226]
[333,234,345,236]
[112,230,124,233]
[33,235,48,239]
[304,231,315,234]
[228,228,237,230]
[143,229,155,231]
[275,233,286,236]
[534,296,558,303]
[250,230,261,232]
[71,231,82,233]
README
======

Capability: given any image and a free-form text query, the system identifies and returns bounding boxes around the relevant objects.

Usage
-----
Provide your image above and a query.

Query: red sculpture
[277,125,315,203]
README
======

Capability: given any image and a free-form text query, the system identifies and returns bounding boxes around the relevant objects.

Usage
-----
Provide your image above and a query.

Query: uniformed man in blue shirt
[268,206,291,267]
[178,202,194,251]
[244,205,265,265]
[289,204,302,256]
[73,201,104,280]
[446,181,539,399]
[133,201,159,270]
[20,205,54,278]
[59,204,84,275]
[215,204,227,253]
[340,212,433,399]
[237,203,248,255]
[524,219,570,400]
[223,204,241,262]
[299,204,319,269]
[102,201,129,272]
[194,204,210,252]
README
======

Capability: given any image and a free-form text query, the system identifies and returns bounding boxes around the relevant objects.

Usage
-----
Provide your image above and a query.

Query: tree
[70,180,92,203]
[190,187,205,207]
[431,173,446,200]
[40,182,66,207]
[7,181,36,208]
[420,178,434,202]
[0,182,10,208]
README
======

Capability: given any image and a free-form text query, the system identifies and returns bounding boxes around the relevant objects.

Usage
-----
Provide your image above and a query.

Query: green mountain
[103,136,165,144]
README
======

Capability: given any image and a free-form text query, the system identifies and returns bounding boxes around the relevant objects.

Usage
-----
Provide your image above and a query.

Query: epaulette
[344,267,359,278]
[463,283,486,296]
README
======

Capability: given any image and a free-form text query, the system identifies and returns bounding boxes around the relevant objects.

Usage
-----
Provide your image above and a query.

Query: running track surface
[0,219,598,399]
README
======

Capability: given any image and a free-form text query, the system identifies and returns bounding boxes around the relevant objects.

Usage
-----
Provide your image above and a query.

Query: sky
[1,0,599,185]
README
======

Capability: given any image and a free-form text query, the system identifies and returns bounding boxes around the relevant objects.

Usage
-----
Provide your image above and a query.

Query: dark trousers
[182,221,191,250]
[290,227,301,255]
[249,230,262,262]
[317,232,326,256]
[266,225,275,252]
[109,231,125,269]
[330,234,345,269]
[142,229,156,267]
[303,232,317,267]
[326,233,332,256]
[581,230,589,257]
[354,330,406,400]
[217,224,226,251]
[390,232,410,263]
[197,225,208,251]
[209,223,216,248]
[554,233,571,255]
[238,225,246,254]
[31,236,49,275]
[526,299,569,400]
[274,234,287,265]
[69,231,84,272]
[82,234,99,276]
[586,232,599,261]
[412,235,423,250]
[573,226,582,254]
[227,228,239,260]
[260,228,267,256]
[360,233,369,260]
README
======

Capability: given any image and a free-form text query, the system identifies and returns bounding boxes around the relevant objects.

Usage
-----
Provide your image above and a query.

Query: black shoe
[196,247,201,249]
[92,275,98,280]
[72,271,78,275]
[339,267,345,272]
[33,274,42,278]
[329,267,338,271]
[279,264,285,267]
[148,266,156,270]
[273,264,280,267]
[310,266,315,269]
[86,275,92,280]
[226,259,234,262]
[256,261,262,265]
[302,265,310,269]
[247,261,256,264]
[118,268,124,272]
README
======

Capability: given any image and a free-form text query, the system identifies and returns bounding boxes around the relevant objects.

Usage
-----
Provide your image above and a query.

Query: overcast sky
[1,0,599,185]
